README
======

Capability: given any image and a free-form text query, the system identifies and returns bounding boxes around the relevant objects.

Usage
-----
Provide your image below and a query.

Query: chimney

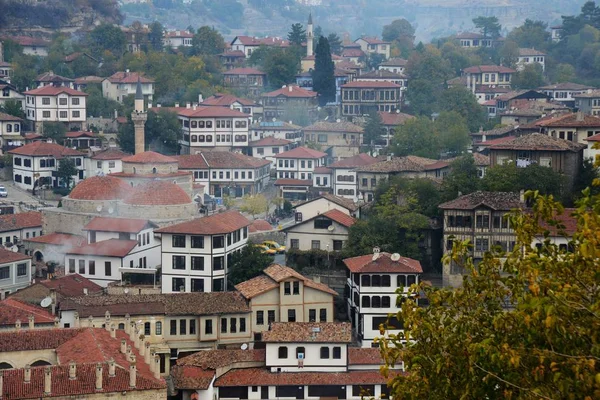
[134,330,141,349]
[175,102,180,108]
[148,102,153,109]
[126,69,130,74]
[153,354,161,379]
[186,102,191,109]
[104,311,110,331]
[114,109,118,119]
[74,312,80,328]
[110,324,116,338]
[192,102,198,108]
[129,323,136,341]
[15,319,21,332]
[129,359,137,388]
[54,317,60,329]
[139,337,146,356]
[126,345,133,361]
[144,342,151,365]
[157,103,161,108]
[576,110,584,122]
[108,358,116,377]
[44,366,51,395]
[24,365,31,383]
[0,291,4,300]
[192,105,197,111]
[51,303,56,316]
[120,339,127,354]
[69,361,76,380]
[95,363,103,390]
[0,371,3,395]
[83,288,88,295]
[124,314,130,334]
[88,316,94,328]
[49,288,57,304]
[288,86,292,92]
[198,94,204,103]
[28,315,34,330]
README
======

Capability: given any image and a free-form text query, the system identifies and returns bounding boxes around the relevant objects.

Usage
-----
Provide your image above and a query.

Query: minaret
[131,76,147,155]
[307,12,313,58]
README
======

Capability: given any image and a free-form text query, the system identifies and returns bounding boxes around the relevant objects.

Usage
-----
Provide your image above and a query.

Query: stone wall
[119,202,198,220]
[105,285,161,295]
[122,161,178,175]
[248,230,285,244]
[62,198,120,214]
[42,208,96,237]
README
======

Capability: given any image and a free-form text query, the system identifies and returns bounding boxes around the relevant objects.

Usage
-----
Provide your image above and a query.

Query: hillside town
[0,0,598,399]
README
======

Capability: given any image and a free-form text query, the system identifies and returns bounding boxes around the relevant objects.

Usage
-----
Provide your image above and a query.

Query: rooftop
[471,125,517,137]
[379,58,408,67]
[69,176,131,201]
[248,137,291,147]
[488,133,586,152]
[274,146,326,159]
[536,112,600,128]
[263,85,317,98]
[24,233,86,247]
[233,36,290,47]
[463,65,516,74]
[90,148,130,160]
[356,155,447,173]
[379,111,415,126]
[36,71,73,83]
[10,274,101,305]
[83,217,155,234]
[0,211,42,233]
[439,191,523,210]
[538,82,594,91]
[9,142,83,158]
[0,298,54,327]
[274,179,313,186]
[123,181,192,206]
[156,105,250,119]
[0,247,31,264]
[0,112,23,122]
[295,193,358,212]
[248,219,273,233]
[343,252,423,274]
[329,153,378,168]
[155,210,250,235]
[341,80,402,88]
[105,71,154,84]
[201,93,257,107]
[22,86,88,96]
[223,67,266,76]
[176,151,270,169]
[348,348,384,365]
[356,36,390,45]
[320,209,356,228]
[357,70,406,80]
[65,239,137,258]
[262,322,352,343]
[121,151,177,164]
[518,48,546,56]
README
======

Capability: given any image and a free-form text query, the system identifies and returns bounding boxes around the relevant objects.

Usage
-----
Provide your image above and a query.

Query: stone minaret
[131,76,147,155]
[307,12,313,58]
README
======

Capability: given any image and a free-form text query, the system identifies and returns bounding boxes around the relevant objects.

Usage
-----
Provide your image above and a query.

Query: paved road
[0,180,57,208]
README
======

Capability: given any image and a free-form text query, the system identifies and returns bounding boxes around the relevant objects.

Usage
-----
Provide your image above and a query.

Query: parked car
[262,240,286,253]
[0,186,8,198]
[255,244,276,255]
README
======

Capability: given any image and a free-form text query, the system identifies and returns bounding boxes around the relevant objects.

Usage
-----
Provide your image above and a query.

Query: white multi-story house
[9,142,86,191]
[354,37,391,59]
[274,146,327,201]
[164,30,194,49]
[516,48,546,71]
[64,217,161,287]
[102,71,154,103]
[378,57,407,74]
[156,210,251,293]
[283,208,356,252]
[86,148,129,177]
[344,250,423,347]
[0,111,24,151]
[249,121,303,145]
[202,93,262,121]
[35,71,74,88]
[0,79,25,109]
[462,65,516,91]
[551,26,563,42]
[0,212,42,247]
[235,263,337,333]
[539,82,595,107]
[0,62,13,78]
[175,151,270,198]
[0,248,32,297]
[247,137,292,165]
[23,86,88,132]
[455,32,494,48]
[293,194,359,223]
[3,36,50,56]
[168,104,251,153]
[329,154,379,201]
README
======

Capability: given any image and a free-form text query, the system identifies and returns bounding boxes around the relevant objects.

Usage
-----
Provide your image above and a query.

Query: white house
[102,71,154,103]
[156,210,251,293]
[201,93,262,121]
[0,79,25,109]
[247,136,291,165]
[585,133,600,161]
[344,250,423,347]
[274,146,327,201]
[551,26,563,43]
[9,142,86,191]
[3,36,50,56]
[175,151,271,198]
[538,83,595,107]
[0,62,13,79]
[455,32,494,48]
[249,121,303,145]
[23,86,88,133]
[0,248,32,296]
[0,111,24,151]
[313,166,332,191]
[293,194,359,222]
[329,154,379,202]
[0,212,42,247]
[164,30,194,49]
[283,208,356,252]
[230,36,290,58]
[378,58,407,74]
[516,48,546,71]
[354,37,391,59]
[86,148,129,177]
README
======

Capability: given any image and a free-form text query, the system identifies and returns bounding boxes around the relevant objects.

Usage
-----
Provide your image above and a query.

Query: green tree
[363,111,385,154]
[1,39,23,62]
[85,85,123,118]
[405,79,438,117]
[434,111,470,156]
[382,18,415,57]
[227,245,273,286]
[498,40,520,69]
[552,63,576,83]
[406,45,453,84]
[441,154,480,199]
[472,15,502,38]
[117,109,181,154]
[56,158,78,188]
[327,33,342,55]
[263,48,300,89]
[42,122,67,143]
[312,36,335,106]
[288,23,307,46]
[0,100,26,119]
[513,63,545,89]
[391,117,438,158]
[239,194,268,219]
[438,86,487,133]
[481,163,564,200]
[380,190,600,399]
[191,26,226,56]
[87,24,126,58]
[148,21,164,52]
[507,19,550,50]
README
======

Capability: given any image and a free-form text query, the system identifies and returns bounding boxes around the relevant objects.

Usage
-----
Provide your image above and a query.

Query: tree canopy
[117,109,181,154]
[228,245,273,286]
[191,26,226,56]
[312,36,335,106]
[288,23,307,46]
[472,16,502,38]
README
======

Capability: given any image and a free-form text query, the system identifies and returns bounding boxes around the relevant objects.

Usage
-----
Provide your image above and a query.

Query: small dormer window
[278,346,288,359]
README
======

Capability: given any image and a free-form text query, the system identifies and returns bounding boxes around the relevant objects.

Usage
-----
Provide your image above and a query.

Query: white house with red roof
[293,194,359,224]
[164,30,194,49]
[86,148,129,176]
[9,141,87,190]
[341,81,402,116]
[261,85,318,121]
[354,37,391,59]
[274,146,327,201]
[230,36,290,58]
[585,132,600,160]
[378,111,415,147]
[201,93,262,120]
[23,86,88,132]
[2,36,50,56]
[156,210,251,294]
[455,32,494,48]
[329,153,379,201]
[462,65,516,91]
[0,211,42,247]
[249,120,303,144]
[344,250,423,347]
[247,136,292,165]
[0,111,25,151]
[0,247,32,295]
[283,208,355,252]
[0,79,25,109]
[102,71,154,103]
[516,48,546,71]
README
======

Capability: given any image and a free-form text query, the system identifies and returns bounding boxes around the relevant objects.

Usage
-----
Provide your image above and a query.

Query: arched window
[118,323,125,330]
[152,167,157,174]
[0,362,14,370]
[133,167,137,174]
[371,296,381,308]
[155,321,162,335]
[382,296,391,308]
[31,360,51,367]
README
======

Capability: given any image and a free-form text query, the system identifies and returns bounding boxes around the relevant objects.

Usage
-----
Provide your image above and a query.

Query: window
[407,275,416,286]
[475,238,489,252]
[213,236,224,248]
[213,256,224,271]
[311,240,321,250]
[173,255,186,270]
[382,296,391,308]
[372,275,381,287]
[278,346,288,359]
[213,278,224,292]
[362,296,371,307]
[361,275,371,286]
[191,278,204,292]
[230,318,237,333]
[205,319,213,335]
[292,281,299,295]
[284,282,291,295]
[240,318,246,332]
[333,240,343,251]
[59,111,68,118]
[78,260,85,274]
[476,214,490,229]
[290,239,299,249]
[372,296,381,308]
[42,97,50,105]
[17,263,27,277]
[172,277,185,292]
[155,321,162,335]
[397,275,406,288]
[180,319,187,335]
[287,309,296,322]
[320,347,330,359]
[72,98,80,105]
[268,310,275,323]
[144,322,151,335]
[88,260,95,276]
[104,261,111,276]
[308,309,316,322]
[172,235,186,248]
[333,346,341,359]
[257,310,264,325]
[191,256,204,270]
[190,319,196,335]
[381,275,391,287]
[221,318,227,333]
[72,111,80,118]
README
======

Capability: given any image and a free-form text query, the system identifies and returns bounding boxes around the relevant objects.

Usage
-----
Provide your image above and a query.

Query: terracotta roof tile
[357,155,444,173]
[262,322,351,343]
[322,209,356,228]
[155,210,250,235]
[106,71,154,84]
[343,252,423,274]
[178,349,265,369]
[586,132,600,142]
[202,93,257,107]
[176,152,270,169]
[348,348,384,365]
[518,48,546,56]
[123,181,192,206]
[471,125,516,137]
[23,86,88,96]
[171,366,215,390]
[0,112,23,121]
[274,146,326,159]
[0,247,31,264]
[36,72,73,83]
[538,82,594,91]
[0,298,55,326]
[161,106,250,118]
[303,121,363,133]
[455,32,485,39]
[65,239,137,258]
[463,65,516,74]
[9,142,84,158]
[314,166,332,174]
[0,212,42,233]
[329,153,378,168]
[248,219,273,233]
[0,327,81,352]
[24,233,86,247]
[219,50,246,57]
[10,274,101,305]
[263,85,317,98]
[121,151,177,164]
[357,36,389,45]
[90,148,130,160]
[235,275,280,299]
[69,176,132,200]
[295,194,358,212]
[536,113,600,128]
[262,264,337,296]
[341,81,401,88]
[378,111,415,126]
[379,58,407,67]
[439,191,522,210]
[249,137,291,146]
[1,35,49,47]
[83,217,155,233]
[488,133,586,152]
[232,36,289,47]
[64,131,96,138]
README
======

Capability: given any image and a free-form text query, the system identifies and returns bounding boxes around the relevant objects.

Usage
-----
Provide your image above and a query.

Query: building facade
[341,81,402,116]
[23,86,88,133]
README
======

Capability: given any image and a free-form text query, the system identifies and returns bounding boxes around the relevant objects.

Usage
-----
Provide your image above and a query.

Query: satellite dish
[336,119,341,123]
[327,225,335,232]
[123,288,129,294]
[108,207,114,214]
[372,253,380,261]
[391,253,401,261]
[272,118,276,122]
[40,297,52,308]
[241,343,248,350]
[11,245,18,252]
[96,205,103,212]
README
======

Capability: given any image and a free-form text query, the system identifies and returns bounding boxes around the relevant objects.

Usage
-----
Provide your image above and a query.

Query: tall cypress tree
[312,36,335,106]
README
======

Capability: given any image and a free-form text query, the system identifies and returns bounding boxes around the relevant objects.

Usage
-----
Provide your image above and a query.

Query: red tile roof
[295,194,359,212]
[379,111,415,126]
[0,212,42,233]
[304,121,363,133]
[36,72,73,83]
[10,274,100,305]
[178,349,265,369]
[463,65,516,74]
[171,366,216,390]
[83,217,154,233]
[249,137,291,146]
[123,181,192,206]
[69,176,132,200]
[263,85,317,98]
[439,191,522,210]
[223,67,266,75]
[322,209,356,228]
[342,81,401,88]
[105,71,154,84]
[348,348,384,365]
[357,36,389,45]
[121,151,177,164]
[90,148,130,160]
[156,210,250,235]
[274,146,326,159]
[25,233,87,247]
[155,106,250,118]
[176,152,270,169]
[0,112,23,121]
[356,155,444,173]
[235,274,280,299]
[342,48,366,57]
[165,30,194,38]
[64,131,96,138]
[202,93,257,107]
[314,166,332,174]
[262,322,352,343]
[538,82,593,91]
[0,298,55,326]
[0,247,31,264]
[248,219,273,233]
[536,113,600,128]
[329,153,378,168]
[73,75,104,84]
[343,252,423,274]
[9,142,83,158]
[476,135,517,147]
[488,133,586,152]
[274,179,313,186]
[586,132,600,142]
[1,35,50,47]
[233,36,289,47]
[65,239,137,258]
[0,328,82,352]
[22,86,88,96]
[380,58,407,67]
